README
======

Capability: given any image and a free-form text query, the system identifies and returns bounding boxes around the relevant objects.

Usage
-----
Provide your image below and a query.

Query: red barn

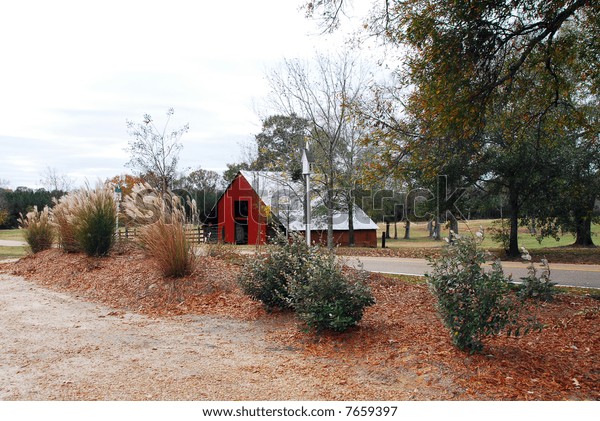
[216,171,379,247]
[216,171,270,245]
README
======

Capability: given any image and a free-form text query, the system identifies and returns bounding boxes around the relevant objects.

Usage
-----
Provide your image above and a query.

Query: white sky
[0,0,366,189]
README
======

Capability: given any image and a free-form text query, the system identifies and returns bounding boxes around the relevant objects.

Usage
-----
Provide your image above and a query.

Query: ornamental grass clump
[51,184,116,256]
[52,196,79,252]
[426,230,524,353]
[19,205,54,253]
[71,184,117,256]
[124,183,197,277]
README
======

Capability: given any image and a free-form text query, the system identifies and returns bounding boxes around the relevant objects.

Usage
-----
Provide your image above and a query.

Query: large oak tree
[307,0,599,255]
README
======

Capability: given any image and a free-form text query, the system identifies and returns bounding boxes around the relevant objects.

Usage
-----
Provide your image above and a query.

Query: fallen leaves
[1,248,598,400]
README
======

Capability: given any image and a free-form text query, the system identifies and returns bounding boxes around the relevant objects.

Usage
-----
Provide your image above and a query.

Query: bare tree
[125,108,189,194]
[39,166,74,192]
[265,51,371,248]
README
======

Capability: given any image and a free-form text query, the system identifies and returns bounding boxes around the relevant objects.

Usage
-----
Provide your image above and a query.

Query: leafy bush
[239,232,375,332]
[125,183,197,277]
[238,232,310,310]
[287,253,375,332]
[518,247,556,301]
[426,232,520,353]
[489,219,510,251]
[18,205,54,253]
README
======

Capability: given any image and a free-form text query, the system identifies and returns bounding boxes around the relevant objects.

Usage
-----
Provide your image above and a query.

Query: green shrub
[287,252,375,332]
[489,219,510,251]
[518,248,556,301]
[238,232,310,310]
[239,232,375,332]
[426,232,521,353]
[18,206,54,253]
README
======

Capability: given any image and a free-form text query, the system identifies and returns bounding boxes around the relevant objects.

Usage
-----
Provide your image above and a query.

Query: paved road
[0,240,26,247]
[345,256,600,289]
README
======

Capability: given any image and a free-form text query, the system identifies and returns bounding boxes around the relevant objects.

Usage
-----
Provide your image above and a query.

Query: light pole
[302,146,314,247]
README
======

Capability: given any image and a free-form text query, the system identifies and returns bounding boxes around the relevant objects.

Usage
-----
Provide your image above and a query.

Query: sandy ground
[0,274,320,400]
[0,273,453,401]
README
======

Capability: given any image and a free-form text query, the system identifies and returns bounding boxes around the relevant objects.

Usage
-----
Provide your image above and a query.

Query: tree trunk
[348,198,355,247]
[448,213,459,235]
[575,217,594,246]
[507,186,520,258]
[326,179,334,249]
[432,217,441,240]
[573,198,596,246]
[404,220,411,240]
[385,221,390,239]
[427,220,433,237]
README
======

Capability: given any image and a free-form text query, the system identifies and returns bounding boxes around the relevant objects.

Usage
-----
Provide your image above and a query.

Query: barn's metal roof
[239,170,378,231]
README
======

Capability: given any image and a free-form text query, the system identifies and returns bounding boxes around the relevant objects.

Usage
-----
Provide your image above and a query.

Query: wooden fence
[117,226,209,244]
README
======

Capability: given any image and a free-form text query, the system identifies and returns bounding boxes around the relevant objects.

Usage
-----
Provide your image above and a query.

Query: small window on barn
[234,200,249,218]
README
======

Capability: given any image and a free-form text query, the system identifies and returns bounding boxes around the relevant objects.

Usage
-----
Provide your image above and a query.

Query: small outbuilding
[215,171,379,247]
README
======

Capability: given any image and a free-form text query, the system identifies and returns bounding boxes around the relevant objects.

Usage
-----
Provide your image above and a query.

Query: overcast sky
[0,0,366,190]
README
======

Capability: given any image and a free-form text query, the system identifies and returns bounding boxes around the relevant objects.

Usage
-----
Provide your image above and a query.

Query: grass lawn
[0,246,28,260]
[380,219,599,250]
[0,229,28,259]
[0,228,25,241]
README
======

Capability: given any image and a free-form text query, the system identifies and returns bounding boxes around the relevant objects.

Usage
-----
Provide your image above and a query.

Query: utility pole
[302,145,314,247]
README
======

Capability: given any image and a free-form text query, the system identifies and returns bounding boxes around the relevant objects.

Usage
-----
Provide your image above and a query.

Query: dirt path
[0,274,452,401]
[0,274,320,400]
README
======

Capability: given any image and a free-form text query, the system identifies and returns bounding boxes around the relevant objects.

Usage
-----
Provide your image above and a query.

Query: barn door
[235,222,248,245]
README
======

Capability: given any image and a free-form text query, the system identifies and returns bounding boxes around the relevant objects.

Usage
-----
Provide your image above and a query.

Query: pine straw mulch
[1,248,599,401]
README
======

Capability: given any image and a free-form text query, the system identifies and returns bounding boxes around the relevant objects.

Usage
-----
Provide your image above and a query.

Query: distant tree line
[0,187,66,229]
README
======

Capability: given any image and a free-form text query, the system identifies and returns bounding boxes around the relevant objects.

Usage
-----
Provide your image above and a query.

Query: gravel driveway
[1,274,447,400]
[0,274,329,400]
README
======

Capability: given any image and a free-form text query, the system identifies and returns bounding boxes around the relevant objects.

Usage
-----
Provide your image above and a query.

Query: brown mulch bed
[336,246,441,260]
[1,248,598,400]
